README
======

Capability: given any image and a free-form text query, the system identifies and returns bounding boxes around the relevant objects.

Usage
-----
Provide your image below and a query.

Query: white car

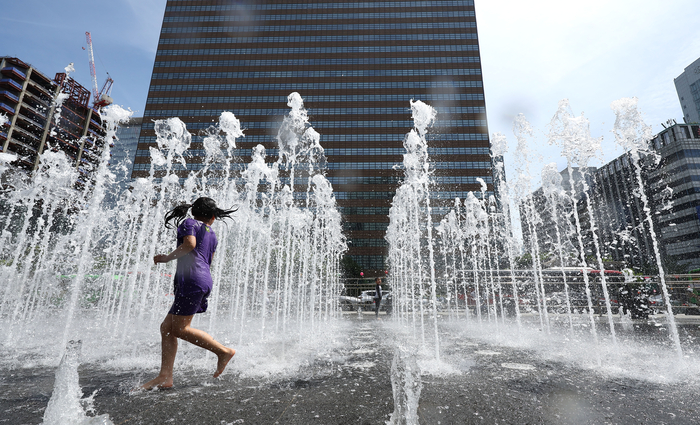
[357,290,392,312]
[359,290,390,303]
[338,293,361,311]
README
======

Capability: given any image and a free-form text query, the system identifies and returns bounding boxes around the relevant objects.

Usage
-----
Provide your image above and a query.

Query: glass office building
[675,57,700,125]
[104,117,142,207]
[134,0,493,274]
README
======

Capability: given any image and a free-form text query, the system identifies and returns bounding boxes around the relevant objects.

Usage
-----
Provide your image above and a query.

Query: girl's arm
[154,235,196,264]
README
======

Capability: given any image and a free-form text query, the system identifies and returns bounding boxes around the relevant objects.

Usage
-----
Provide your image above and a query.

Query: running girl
[141,197,237,390]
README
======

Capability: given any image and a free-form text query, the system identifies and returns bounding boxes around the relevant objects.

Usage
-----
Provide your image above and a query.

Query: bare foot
[213,348,236,378]
[140,375,173,390]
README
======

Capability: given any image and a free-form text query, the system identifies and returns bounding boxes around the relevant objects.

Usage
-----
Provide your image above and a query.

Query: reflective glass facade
[674,57,700,124]
[134,0,493,273]
[105,117,142,207]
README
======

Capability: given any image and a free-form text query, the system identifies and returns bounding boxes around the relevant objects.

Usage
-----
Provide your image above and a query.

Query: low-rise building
[647,123,700,270]
[519,167,595,267]
[523,123,700,273]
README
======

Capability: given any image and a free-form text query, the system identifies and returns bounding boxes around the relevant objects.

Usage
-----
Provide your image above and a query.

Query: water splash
[610,97,682,358]
[42,340,113,425]
[541,163,575,333]
[388,345,422,425]
[513,113,550,333]
[490,132,522,329]
[0,93,345,367]
[547,100,605,357]
[387,100,439,359]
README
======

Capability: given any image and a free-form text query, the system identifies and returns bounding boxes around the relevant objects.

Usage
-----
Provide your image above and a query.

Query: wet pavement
[3,313,700,424]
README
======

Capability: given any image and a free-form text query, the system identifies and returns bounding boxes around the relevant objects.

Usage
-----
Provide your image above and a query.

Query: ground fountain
[540,162,575,333]
[0,92,345,352]
[41,340,112,425]
[610,98,683,356]
[383,96,700,417]
[0,91,348,422]
[388,345,422,425]
[386,100,441,359]
[2,86,700,423]
[548,101,618,346]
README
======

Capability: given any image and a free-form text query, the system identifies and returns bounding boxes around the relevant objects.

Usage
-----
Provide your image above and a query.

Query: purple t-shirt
[174,218,218,292]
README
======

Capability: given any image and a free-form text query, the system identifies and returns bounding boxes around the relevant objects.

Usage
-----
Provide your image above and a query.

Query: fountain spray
[611,98,683,358]
[512,114,550,334]
[490,132,522,329]
[541,163,575,333]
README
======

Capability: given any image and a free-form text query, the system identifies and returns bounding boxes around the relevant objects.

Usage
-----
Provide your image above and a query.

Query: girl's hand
[153,236,195,265]
[154,254,170,264]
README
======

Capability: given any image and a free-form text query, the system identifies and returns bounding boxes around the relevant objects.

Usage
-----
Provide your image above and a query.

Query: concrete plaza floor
[3,313,700,424]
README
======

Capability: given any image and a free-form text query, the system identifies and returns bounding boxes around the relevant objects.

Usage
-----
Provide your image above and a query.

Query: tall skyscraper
[675,57,700,124]
[112,117,142,178]
[134,0,493,275]
[104,116,142,207]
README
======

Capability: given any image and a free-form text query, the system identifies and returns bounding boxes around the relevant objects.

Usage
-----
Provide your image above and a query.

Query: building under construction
[0,57,108,188]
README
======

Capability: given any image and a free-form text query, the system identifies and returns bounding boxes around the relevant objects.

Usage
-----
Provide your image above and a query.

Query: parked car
[648,293,664,314]
[357,290,392,313]
[338,289,360,311]
[545,290,590,314]
[383,292,393,314]
[358,290,377,304]
[617,283,652,319]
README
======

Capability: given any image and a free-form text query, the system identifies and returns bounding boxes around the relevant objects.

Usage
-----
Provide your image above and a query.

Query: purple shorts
[168,286,210,316]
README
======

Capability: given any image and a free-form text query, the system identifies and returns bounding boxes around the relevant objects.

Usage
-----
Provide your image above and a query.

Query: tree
[340,255,363,278]
[514,253,532,269]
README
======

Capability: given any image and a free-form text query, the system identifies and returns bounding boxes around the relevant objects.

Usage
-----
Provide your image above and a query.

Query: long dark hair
[164,197,237,229]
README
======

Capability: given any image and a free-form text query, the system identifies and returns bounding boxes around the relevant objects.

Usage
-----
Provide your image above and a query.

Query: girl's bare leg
[141,314,180,390]
[142,313,236,390]
[167,314,236,378]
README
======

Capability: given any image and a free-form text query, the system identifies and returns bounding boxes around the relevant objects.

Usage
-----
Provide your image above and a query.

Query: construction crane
[85,31,113,108]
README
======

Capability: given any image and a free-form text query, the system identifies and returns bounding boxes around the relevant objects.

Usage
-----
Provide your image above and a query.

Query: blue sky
[2,0,700,184]
[1,0,163,113]
[479,0,700,175]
